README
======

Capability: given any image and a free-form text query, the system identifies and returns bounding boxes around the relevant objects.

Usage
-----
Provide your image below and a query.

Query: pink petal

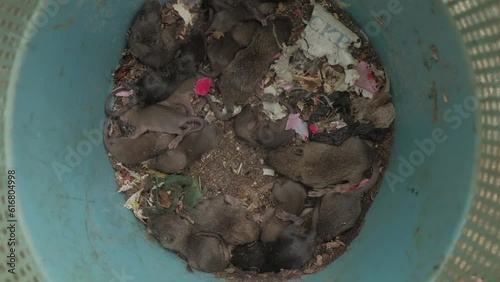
[286,113,302,130]
[194,77,212,96]
[114,88,134,97]
[309,123,319,134]
[286,113,309,138]
[273,53,282,59]
[355,61,378,94]
[282,83,294,91]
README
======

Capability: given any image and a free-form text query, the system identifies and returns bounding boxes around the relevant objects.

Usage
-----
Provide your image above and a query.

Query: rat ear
[292,148,304,156]
[165,233,175,243]
[247,121,258,131]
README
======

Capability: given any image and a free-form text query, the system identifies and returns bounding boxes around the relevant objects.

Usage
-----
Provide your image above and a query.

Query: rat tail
[103,118,113,150]
[204,95,234,121]
[185,117,206,133]
[354,163,381,196]
[307,201,321,239]
[196,231,231,261]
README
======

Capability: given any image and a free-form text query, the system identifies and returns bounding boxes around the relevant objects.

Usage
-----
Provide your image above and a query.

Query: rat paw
[252,213,264,223]
[307,189,328,198]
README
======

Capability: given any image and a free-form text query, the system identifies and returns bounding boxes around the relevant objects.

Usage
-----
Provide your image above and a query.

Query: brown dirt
[108,0,394,281]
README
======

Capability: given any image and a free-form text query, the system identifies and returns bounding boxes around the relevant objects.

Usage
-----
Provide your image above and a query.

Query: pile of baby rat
[104,0,390,277]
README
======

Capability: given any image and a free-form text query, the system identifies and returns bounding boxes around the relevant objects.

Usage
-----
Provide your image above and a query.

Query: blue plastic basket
[1,0,499,281]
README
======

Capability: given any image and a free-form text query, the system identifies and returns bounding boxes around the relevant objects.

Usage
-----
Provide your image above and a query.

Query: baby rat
[161,77,198,116]
[205,35,241,77]
[188,194,261,245]
[147,213,231,272]
[230,21,260,47]
[266,137,375,188]
[103,119,175,164]
[119,104,205,148]
[138,33,206,104]
[231,202,320,272]
[260,179,307,242]
[204,21,260,77]
[208,18,292,120]
[128,0,180,69]
[105,34,206,117]
[233,104,261,147]
[233,103,295,149]
[148,122,219,174]
[317,164,380,243]
[205,1,272,33]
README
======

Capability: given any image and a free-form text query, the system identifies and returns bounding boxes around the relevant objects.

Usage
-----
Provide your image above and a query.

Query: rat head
[231,21,260,47]
[266,146,304,182]
[147,213,190,250]
[130,1,162,43]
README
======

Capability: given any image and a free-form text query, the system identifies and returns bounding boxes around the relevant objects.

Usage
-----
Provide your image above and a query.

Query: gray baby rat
[317,163,380,243]
[231,202,320,272]
[208,18,292,120]
[148,122,219,174]
[204,21,260,76]
[105,34,206,117]
[128,0,180,69]
[119,104,205,148]
[103,119,175,164]
[206,35,241,76]
[233,104,261,147]
[188,194,261,245]
[233,104,295,149]
[137,33,206,104]
[266,137,375,188]
[260,179,307,242]
[161,76,198,116]
[147,213,231,272]
[205,1,273,33]
[230,21,260,47]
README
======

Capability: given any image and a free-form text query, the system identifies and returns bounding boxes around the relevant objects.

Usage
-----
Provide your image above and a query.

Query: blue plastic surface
[8,0,476,281]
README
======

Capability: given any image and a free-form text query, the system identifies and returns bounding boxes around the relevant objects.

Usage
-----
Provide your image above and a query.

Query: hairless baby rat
[103,119,175,164]
[231,202,320,272]
[233,103,295,149]
[148,122,220,174]
[260,179,307,242]
[266,137,376,188]
[316,163,380,243]
[188,194,261,245]
[206,18,292,120]
[128,0,180,69]
[119,104,205,149]
[147,212,231,272]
